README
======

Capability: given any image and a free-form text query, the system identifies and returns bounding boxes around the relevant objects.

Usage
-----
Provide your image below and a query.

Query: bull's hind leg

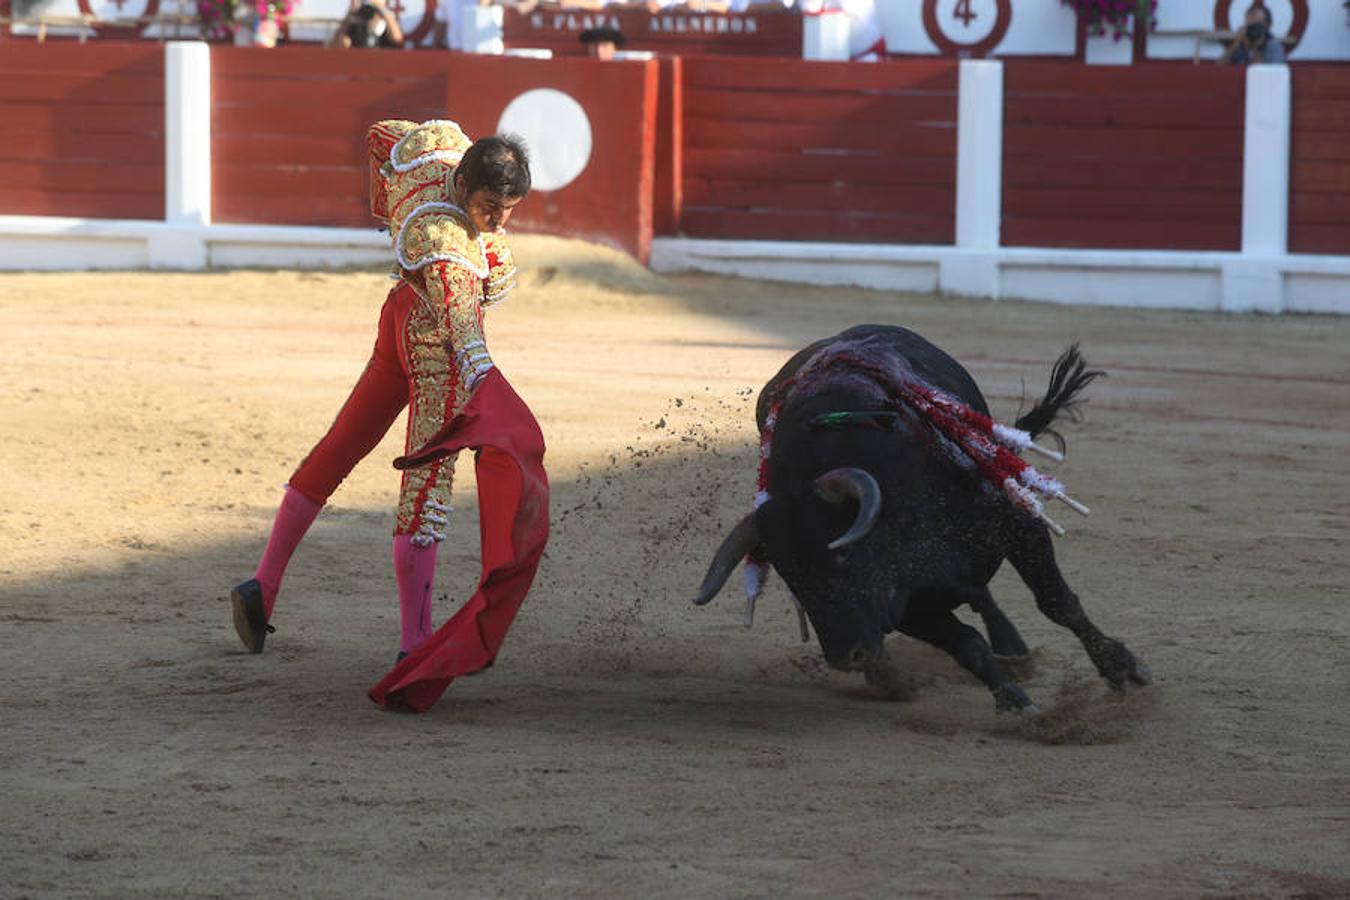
[900,610,1036,712]
[966,586,1031,659]
[1007,526,1151,690]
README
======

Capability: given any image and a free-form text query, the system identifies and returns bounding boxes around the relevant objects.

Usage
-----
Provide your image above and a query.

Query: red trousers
[288,282,416,507]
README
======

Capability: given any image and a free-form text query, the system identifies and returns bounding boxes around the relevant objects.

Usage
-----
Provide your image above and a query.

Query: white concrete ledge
[0,216,389,271]
[3,217,1346,316]
[650,237,1350,316]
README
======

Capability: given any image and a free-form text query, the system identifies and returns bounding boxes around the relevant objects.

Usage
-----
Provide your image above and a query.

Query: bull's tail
[1014,345,1103,452]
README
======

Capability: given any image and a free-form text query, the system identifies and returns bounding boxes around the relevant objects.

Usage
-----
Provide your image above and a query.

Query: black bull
[694,325,1151,712]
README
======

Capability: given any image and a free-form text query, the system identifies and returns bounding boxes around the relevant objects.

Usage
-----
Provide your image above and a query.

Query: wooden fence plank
[686,116,956,155]
[1005,96,1241,129]
[0,188,162,219]
[0,161,162,194]
[212,192,369,227]
[1004,124,1242,157]
[0,101,163,134]
[0,131,162,164]
[0,73,163,103]
[681,207,953,244]
[1004,157,1241,191]
[0,43,163,76]
[685,87,956,127]
[684,147,954,187]
[1003,217,1240,251]
[1004,187,1240,222]
[683,179,953,216]
[683,57,958,92]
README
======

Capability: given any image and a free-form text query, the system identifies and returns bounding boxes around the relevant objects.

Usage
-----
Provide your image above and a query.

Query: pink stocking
[254,486,323,619]
[393,533,437,654]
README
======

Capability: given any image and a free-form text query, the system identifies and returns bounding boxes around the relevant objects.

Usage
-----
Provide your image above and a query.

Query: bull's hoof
[1099,641,1153,692]
[995,652,1037,683]
[1133,659,1154,685]
[863,661,912,701]
[993,682,1036,713]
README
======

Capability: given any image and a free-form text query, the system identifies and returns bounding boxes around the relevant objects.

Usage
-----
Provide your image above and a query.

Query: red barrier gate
[211,47,658,260]
[0,42,164,220]
[1002,61,1246,251]
[1290,65,1350,256]
[678,57,959,245]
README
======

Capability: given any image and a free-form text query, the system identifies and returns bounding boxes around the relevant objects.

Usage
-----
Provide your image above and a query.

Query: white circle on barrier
[497,89,592,193]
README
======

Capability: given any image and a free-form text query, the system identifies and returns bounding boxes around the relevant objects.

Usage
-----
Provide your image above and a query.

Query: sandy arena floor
[1,236,1348,898]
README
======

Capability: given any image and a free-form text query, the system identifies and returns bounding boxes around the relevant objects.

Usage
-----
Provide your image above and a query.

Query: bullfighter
[229,119,550,712]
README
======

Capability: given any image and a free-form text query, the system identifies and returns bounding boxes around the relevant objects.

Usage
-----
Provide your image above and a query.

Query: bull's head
[695,466,894,671]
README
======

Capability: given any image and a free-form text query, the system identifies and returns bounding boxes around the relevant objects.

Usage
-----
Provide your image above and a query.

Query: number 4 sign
[922,0,1011,57]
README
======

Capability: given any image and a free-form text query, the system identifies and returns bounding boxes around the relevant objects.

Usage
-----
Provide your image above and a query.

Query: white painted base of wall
[3,217,1346,317]
[650,238,1350,316]
[0,216,389,272]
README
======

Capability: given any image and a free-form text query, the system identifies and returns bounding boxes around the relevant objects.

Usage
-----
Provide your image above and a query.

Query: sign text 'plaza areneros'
[526,11,763,35]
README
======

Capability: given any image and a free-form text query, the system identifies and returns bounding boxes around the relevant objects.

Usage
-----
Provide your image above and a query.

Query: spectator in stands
[579,25,624,59]
[328,0,405,48]
[442,0,496,51]
[1220,2,1286,64]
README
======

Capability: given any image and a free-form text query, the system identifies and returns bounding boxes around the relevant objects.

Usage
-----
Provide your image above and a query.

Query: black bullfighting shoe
[231,578,275,654]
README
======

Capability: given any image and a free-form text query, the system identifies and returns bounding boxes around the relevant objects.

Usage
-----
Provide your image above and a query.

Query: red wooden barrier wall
[0,42,164,220]
[1289,65,1350,256]
[212,47,657,259]
[1002,62,1246,252]
[503,8,800,58]
[212,48,446,228]
[679,58,959,244]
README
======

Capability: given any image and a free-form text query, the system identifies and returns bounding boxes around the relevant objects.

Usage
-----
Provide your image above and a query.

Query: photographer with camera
[328,0,405,48]
[1220,2,1286,64]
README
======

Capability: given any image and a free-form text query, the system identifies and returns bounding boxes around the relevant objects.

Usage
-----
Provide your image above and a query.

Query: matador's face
[462,188,522,235]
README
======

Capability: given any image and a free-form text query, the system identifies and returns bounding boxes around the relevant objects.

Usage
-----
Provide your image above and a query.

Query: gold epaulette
[389,119,471,173]
[396,203,488,277]
[482,231,518,308]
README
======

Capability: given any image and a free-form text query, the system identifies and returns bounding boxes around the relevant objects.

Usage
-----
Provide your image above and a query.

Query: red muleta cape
[368,368,549,713]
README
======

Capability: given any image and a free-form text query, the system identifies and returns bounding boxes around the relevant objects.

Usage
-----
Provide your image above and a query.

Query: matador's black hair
[457,134,531,199]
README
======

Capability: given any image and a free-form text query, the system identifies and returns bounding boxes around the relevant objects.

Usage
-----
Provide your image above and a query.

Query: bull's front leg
[1007,525,1152,691]
[899,610,1037,712]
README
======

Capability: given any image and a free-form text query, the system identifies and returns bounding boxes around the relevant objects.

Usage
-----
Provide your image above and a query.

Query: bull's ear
[693,514,761,606]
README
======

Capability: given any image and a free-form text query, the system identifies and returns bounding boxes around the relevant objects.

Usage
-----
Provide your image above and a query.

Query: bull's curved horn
[814,467,882,550]
[694,514,760,606]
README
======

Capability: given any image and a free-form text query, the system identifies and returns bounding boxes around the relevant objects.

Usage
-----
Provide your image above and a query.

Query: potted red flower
[197,0,294,45]
[1062,0,1157,42]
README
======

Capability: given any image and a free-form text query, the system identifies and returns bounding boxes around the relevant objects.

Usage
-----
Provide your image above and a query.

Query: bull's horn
[814,467,882,550]
[694,515,760,606]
